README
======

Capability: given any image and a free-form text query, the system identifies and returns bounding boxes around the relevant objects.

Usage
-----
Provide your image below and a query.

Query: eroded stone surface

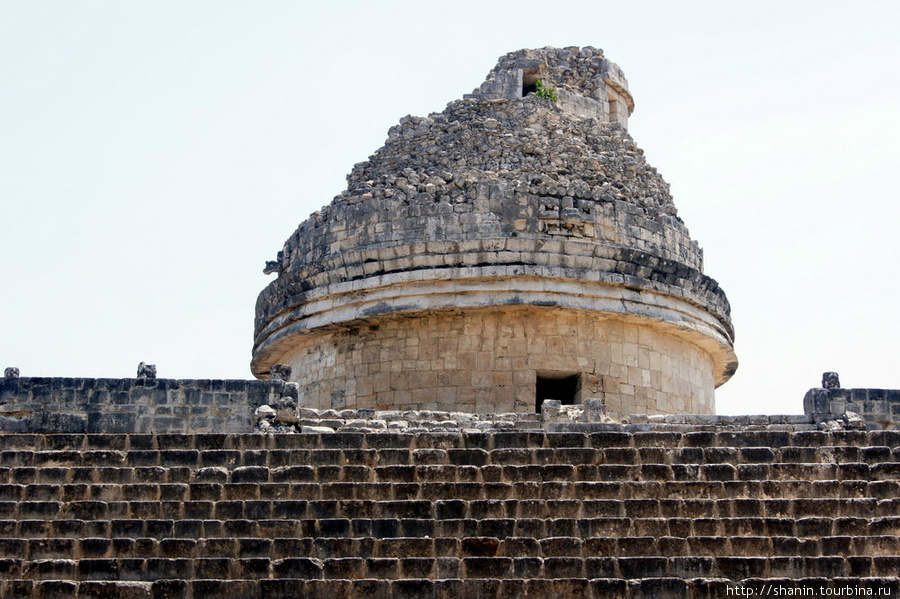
[0,428,898,596]
[252,47,737,416]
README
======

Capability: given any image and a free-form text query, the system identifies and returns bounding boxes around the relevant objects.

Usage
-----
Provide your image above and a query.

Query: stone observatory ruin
[2,46,900,599]
[252,47,738,418]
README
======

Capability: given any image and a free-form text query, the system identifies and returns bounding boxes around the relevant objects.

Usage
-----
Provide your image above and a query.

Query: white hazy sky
[2,1,898,416]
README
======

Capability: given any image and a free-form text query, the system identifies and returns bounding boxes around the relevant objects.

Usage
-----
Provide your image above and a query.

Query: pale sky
[2,1,898,416]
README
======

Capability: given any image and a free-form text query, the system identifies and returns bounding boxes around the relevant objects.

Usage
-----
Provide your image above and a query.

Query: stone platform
[0,428,898,598]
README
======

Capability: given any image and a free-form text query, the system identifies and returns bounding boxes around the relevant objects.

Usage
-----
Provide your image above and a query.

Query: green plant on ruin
[534,79,558,102]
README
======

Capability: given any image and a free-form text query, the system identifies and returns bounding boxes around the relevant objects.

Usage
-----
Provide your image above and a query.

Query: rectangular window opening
[521,68,541,98]
[535,371,581,412]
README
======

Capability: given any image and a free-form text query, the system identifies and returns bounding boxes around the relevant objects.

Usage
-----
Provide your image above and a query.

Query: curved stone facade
[279,307,716,418]
[253,46,737,415]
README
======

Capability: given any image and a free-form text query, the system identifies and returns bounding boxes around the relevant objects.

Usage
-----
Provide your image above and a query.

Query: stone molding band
[251,267,738,385]
[256,238,730,332]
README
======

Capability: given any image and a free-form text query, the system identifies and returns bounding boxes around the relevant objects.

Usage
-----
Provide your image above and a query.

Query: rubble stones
[4,367,19,379]
[818,411,866,432]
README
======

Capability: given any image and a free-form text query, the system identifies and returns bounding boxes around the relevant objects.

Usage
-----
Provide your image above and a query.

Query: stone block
[257,580,306,599]
[34,580,78,599]
[399,557,435,579]
[79,581,155,599]
[399,519,435,537]
[73,558,120,582]
[366,433,414,449]
[632,578,689,599]
[365,557,399,579]
[350,579,391,599]
[701,464,737,481]
[716,556,767,579]
[373,449,411,466]
[543,557,584,578]
[553,448,598,464]
[375,466,416,483]
[88,413,137,434]
[230,466,269,483]
[323,557,364,579]
[271,557,324,579]
[390,579,435,599]
[192,580,258,599]
[414,433,463,450]
[618,556,667,579]
[492,432,543,449]
[463,556,512,578]
[476,517,515,538]
[546,433,587,448]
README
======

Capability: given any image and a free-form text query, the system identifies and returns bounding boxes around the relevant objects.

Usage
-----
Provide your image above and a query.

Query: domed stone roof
[252,47,737,417]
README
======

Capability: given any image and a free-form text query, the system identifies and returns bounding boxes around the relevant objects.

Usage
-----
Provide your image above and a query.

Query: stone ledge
[3,376,898,435]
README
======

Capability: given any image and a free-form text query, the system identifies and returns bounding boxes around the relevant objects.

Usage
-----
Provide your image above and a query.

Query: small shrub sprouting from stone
[534,79,558,102]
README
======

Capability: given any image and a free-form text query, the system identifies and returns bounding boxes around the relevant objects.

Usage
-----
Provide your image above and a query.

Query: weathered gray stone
[136,363,156,379]
[823,372,841,389]
[250,47,737,418]
[269,364,292,381]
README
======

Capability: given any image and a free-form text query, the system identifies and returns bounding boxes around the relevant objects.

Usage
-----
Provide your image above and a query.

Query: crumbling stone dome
[253,47,737,417]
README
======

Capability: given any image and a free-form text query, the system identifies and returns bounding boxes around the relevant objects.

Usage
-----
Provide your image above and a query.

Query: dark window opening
[535,372,580,412]
[521,68,541,98]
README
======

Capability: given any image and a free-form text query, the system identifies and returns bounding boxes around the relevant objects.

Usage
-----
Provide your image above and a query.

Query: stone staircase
[0,430,898,598]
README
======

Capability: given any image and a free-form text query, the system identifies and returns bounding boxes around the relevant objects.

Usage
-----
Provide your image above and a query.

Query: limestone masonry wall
[2,374,899,435]
[806,386,900,431]
[0,377,283,434]
[282,308,716,416]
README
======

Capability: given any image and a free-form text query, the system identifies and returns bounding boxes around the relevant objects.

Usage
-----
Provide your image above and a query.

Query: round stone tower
[252,47,737,418]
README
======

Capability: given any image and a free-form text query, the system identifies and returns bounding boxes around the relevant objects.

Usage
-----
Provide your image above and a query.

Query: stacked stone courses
[0,429,899,597]
[1,373,899,595]
[0,377,283,434]
[252,47,738,417]
[6,376,899,435]
[806,386,900,430]
[5,45,899,597]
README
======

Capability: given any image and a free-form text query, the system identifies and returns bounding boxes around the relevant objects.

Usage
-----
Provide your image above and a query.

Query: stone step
[3,513,900,540]
[3,444,900,470]
[0,432,896,595]
[3,555,900,583]
[3,535,900,561]
[3,514,899,538]
[2,577,899,599]
[1,494,898,522]
[3,479,899,505]
[3,464,900,493]
[2,430,900,453]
